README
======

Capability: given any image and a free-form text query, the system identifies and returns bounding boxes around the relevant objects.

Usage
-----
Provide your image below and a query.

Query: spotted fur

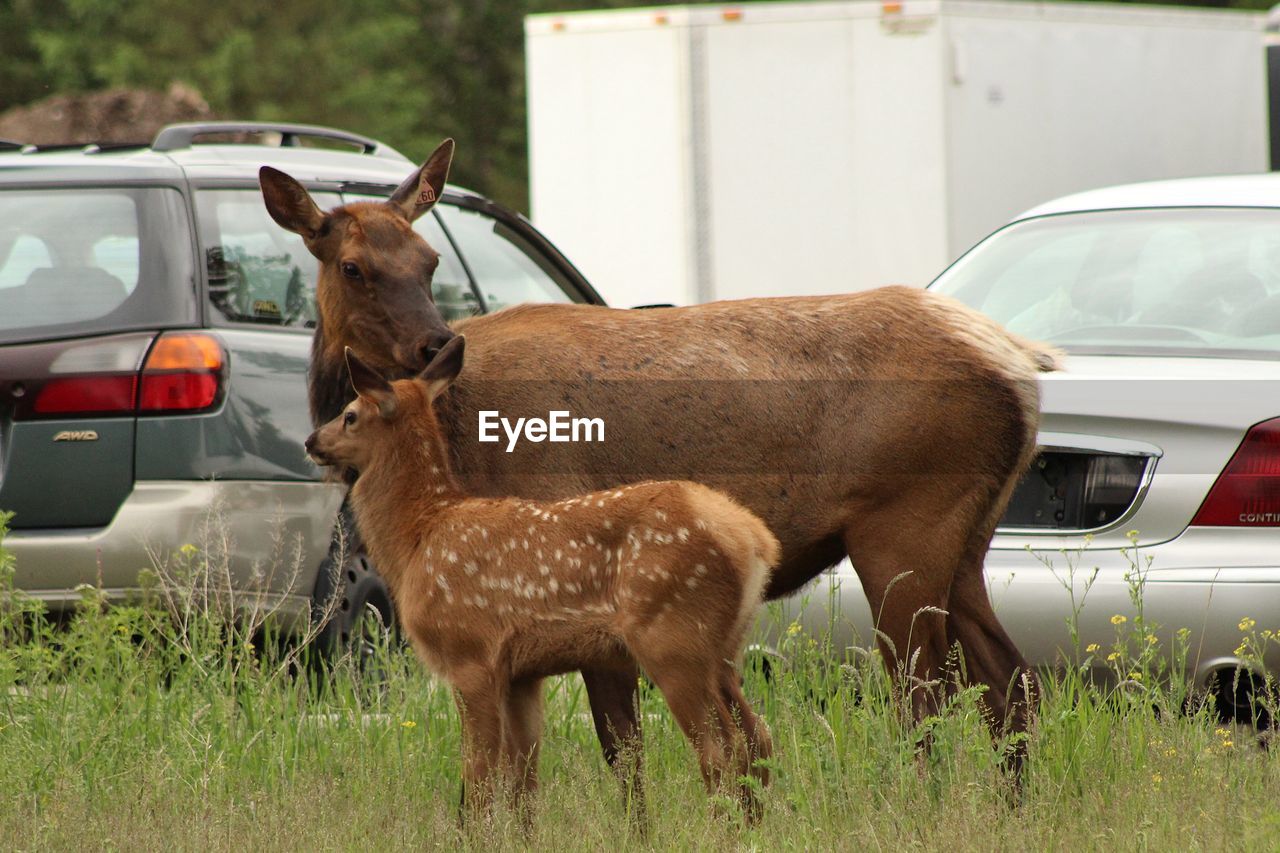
[306,337,779,821]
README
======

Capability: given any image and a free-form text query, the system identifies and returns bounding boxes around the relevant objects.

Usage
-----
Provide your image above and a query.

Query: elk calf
[305,336,778,820]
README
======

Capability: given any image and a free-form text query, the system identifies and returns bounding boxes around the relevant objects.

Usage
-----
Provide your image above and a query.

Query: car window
[0,187,195,343]
[436,205,581,311]
[0,234,52,289]
[419,211,483,321]
[197,189,341,328]
[932,208,1280,356]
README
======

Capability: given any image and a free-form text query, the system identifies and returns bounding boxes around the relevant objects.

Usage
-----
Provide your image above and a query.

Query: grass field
[1,512,1277,851]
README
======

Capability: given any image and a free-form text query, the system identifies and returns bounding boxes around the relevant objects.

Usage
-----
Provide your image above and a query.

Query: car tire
[311,506,397,669]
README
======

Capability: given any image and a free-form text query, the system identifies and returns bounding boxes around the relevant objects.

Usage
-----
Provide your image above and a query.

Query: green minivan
[0,122,604,646]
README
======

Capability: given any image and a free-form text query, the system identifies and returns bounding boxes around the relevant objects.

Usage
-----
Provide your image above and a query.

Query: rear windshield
[932,208,1280,358]
[0,187,196,344]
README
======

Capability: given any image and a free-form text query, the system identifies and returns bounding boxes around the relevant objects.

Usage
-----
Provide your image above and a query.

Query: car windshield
[0,187,196,344]
[930,208,1280,357]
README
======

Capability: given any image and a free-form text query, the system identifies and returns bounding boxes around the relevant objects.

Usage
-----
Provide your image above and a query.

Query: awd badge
[53,430,99,442]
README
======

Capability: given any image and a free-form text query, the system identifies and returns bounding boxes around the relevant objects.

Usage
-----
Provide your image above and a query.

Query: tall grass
[0,510,1277,850]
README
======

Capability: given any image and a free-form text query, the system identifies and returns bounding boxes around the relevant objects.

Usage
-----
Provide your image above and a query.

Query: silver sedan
[774,174,1280,716]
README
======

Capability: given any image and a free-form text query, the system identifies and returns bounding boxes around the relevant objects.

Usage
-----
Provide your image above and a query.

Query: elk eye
[340,261,361,280]
[343,410,357,427]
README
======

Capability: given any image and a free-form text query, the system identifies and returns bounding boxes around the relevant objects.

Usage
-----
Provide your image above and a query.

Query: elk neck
[348,396,467,592]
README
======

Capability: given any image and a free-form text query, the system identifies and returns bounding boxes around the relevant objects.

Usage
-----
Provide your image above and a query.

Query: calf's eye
[340,261,361,280]
[343,411,357,426]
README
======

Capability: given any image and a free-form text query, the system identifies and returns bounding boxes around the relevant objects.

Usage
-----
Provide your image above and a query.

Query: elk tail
[1012,334,1064,373]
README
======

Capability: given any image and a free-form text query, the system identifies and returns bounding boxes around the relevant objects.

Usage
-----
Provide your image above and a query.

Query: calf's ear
[259,166,326,242]
[419,335,465,400]
[345,347,398,418]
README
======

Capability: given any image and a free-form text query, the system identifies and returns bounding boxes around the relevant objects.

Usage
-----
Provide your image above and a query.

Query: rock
[0,82,215,146]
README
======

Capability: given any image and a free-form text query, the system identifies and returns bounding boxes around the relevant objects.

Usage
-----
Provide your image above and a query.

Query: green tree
[1,0,1274,209]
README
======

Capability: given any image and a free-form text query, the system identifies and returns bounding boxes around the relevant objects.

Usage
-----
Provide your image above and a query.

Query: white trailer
[526,0,1267,308]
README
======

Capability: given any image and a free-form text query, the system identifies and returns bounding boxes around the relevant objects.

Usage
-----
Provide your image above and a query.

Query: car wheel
[310,508,397,672]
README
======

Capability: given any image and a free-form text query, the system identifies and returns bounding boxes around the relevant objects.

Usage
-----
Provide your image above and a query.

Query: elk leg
[454,675,505,822]
[502,676,544,827]
[843,496,970,729]
[710,672,764,820]
[581,664,645,819]
[646,665,728,795]
[946,559,1038,776]
[721,672,772,788]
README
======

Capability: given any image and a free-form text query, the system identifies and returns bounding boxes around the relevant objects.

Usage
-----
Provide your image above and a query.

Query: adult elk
[261,141,1057,785]
[305,337,776,822]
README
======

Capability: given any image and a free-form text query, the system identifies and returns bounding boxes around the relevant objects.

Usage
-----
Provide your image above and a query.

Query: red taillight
[1191,418,1280,526]
[24,332,224,419]
[138,333,225,413]
[33,375,137,415]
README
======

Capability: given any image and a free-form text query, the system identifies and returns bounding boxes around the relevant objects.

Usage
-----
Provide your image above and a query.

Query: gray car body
[0,134,601,624]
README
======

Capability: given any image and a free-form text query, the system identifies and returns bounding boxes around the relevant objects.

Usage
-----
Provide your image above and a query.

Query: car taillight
[24,332,225,419]
[139,333,225,412]
[1191,418,1280,527]
[33,375,138,415]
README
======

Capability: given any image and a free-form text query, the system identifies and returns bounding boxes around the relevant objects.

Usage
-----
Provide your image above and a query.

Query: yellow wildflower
[1127,671,1142,681]
[1215,727,1231,737]
[1151,773,1163,784]
[786,621,802,637]
[1086,643,1100,654]
[1238,617,1256,632]
[1147,635,1158,645]
[401,720,417,729]
[1107,652,1120,662]
[1221,739,1234,749]
[1111,614,1127,625]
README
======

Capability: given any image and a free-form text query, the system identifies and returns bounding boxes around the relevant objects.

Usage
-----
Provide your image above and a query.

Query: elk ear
[260,166,326,241]
[419,335,465,400]
[388,138,454,222]
[345,347,397,418]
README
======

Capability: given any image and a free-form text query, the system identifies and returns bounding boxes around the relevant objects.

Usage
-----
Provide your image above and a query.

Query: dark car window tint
[436,205,581,311]
[197,189,340,328]
[341,194,481,321]
[0,187,195,343]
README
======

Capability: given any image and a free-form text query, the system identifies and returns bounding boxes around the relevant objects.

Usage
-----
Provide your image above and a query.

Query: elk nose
[419,330,457,366]
[304,433,317,454]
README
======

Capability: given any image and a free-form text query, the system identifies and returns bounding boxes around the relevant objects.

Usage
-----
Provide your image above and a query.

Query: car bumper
[6,480,346,630]
[765,527,1280,691]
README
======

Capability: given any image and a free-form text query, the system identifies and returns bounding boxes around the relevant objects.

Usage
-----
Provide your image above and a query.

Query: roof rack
[1,141,148,155]
[150,122,407,160]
